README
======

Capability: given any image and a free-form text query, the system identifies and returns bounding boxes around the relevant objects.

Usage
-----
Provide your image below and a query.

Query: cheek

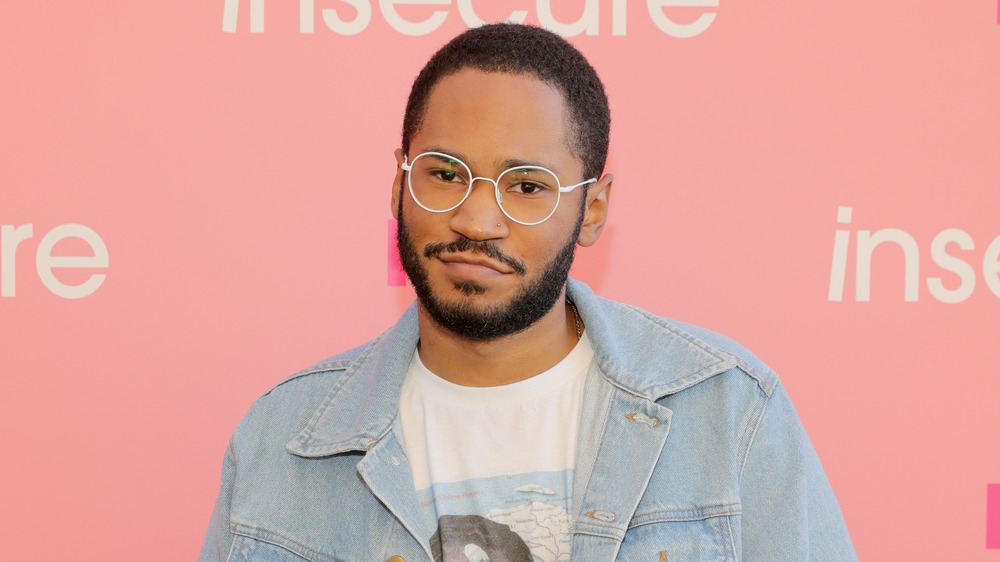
[400,201,438,242]
[516,227,573,268]
[546,208,584,245]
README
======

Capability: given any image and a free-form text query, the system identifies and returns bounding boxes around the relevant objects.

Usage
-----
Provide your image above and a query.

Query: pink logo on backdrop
[989,484,1000,549]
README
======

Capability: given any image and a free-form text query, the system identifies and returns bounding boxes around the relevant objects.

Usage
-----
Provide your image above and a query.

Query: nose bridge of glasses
[467,175,504,204]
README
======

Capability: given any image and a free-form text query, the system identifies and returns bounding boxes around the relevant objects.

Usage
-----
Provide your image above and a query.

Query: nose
[448,177,509,240]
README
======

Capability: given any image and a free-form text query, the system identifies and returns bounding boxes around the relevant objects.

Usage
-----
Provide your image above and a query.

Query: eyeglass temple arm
[560,178,597,193]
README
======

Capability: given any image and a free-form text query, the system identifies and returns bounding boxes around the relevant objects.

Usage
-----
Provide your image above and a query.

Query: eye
[419,157,468,186]
[508,181,546,195]
[501,168,558,197]
[433,169,462,182]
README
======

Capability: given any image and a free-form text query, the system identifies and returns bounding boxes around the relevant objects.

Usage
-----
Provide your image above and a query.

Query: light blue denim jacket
[201,279,856,561]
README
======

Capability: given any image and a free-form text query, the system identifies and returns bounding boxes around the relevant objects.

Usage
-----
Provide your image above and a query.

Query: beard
[396,200,583,341]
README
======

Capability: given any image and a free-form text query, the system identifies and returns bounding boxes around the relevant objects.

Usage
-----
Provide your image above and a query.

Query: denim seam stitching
[224,535,235,562]
[738,390,770,482]
[230,522,342,562]
[573,520,627,540]
[264,360,354,397]
[628,504,742,527]
[725,515,739,562]
[646,366,738,399]
[221,439,238,562]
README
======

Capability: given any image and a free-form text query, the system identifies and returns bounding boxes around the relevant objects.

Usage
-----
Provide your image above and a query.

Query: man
[202,24,856,561]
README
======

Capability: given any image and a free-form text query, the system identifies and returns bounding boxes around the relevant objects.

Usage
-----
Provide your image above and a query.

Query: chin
[451,280,488,296]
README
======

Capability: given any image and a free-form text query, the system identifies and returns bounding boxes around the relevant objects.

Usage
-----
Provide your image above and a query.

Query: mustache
[423,238,527,275]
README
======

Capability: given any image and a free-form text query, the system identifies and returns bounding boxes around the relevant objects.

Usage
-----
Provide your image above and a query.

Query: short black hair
[402,23,610,182]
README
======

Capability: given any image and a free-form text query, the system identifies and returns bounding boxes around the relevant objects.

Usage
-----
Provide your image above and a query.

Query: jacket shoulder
[227,339,379,450]
[265,340,375,395]
[589,295,779,398]
[666,313,777,393]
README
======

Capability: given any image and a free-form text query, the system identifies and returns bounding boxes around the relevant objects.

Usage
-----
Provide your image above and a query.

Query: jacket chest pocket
[227,524,428,562]
[616,513,740,562]
[228,534,318,562]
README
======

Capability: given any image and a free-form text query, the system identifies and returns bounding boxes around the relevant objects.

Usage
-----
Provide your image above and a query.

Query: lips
[423,238,527,275]
[437,252,515,277]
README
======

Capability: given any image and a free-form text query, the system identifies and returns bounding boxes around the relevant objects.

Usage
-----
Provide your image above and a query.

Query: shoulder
[226,303,421,455]
[227,340,378,450]
[569,280,778,400]
[267,340,373,396]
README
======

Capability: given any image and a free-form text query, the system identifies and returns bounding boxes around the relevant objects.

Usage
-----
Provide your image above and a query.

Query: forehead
[414,69,578,173]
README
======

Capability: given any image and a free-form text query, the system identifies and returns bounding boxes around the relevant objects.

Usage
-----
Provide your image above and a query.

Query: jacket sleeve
[200,439,238,561]
[738,382,857,561]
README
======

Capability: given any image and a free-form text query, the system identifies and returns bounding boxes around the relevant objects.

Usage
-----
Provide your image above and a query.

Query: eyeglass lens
[408,153,561,224]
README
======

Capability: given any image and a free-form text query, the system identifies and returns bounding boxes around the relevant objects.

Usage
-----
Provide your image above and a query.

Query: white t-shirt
[398,333,594,562]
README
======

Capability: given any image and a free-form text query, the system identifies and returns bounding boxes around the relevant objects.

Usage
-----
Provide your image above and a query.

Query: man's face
[394,69,589,340]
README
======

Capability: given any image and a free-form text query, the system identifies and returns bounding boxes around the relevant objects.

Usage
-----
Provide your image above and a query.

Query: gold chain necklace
[567,299,581,340]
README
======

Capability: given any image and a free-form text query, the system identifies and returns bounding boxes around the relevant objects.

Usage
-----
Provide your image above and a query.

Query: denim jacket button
[387,556,404,562]
[586,509,617,523]
[390,456,401,466]
[625,412,659,428]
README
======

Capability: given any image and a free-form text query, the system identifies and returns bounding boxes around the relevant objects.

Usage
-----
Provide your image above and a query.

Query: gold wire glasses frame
[401,151,596,226]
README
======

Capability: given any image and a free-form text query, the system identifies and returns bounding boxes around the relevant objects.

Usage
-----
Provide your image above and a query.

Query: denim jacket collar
[285,279,738,459]
[285,303,420,458]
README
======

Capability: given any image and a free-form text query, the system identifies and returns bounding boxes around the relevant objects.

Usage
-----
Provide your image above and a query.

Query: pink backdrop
[2,1,999,559]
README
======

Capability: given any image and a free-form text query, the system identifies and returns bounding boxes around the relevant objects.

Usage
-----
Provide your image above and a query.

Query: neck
[415,288,582,387]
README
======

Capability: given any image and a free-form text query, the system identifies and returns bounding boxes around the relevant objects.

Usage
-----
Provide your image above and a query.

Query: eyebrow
[418,146,472,165]
[499,157,558,173]
[419,146,561,175]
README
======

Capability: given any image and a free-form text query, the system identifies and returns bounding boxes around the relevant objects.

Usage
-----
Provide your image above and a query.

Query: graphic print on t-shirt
[421,470,572,562]
[432,514,531,561]
[400,334,595,562]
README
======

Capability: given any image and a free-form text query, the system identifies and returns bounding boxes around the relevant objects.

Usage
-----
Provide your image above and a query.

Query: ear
[391,148,405,220]
[577,173,612,247]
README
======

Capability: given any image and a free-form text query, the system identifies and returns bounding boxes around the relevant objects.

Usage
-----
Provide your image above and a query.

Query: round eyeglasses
[401,151,596,226]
